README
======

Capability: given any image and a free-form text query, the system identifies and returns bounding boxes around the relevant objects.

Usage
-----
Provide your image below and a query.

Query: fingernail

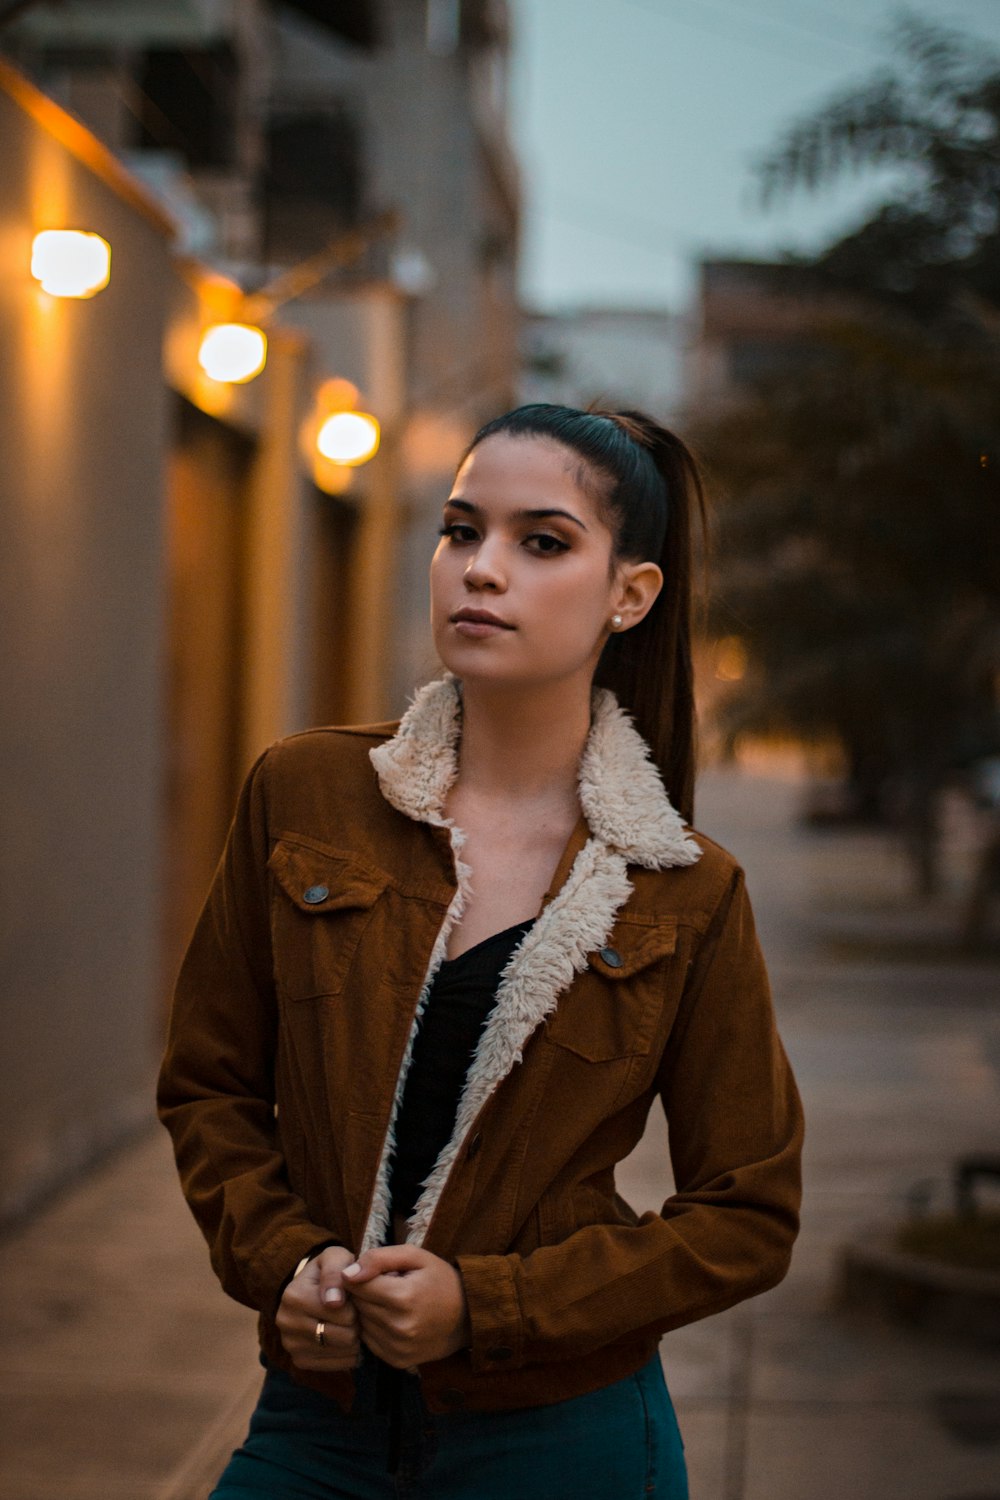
[323,1287,342,1305]
[343,1262,361,1277]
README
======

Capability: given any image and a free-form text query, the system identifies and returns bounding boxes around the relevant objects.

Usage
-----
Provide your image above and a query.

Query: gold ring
[314,1320,326,1347]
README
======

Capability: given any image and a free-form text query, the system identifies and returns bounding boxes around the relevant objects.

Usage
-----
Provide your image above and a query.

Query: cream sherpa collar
[369,672,702,871]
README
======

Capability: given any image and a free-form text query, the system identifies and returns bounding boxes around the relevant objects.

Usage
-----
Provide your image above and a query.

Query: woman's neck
[453,677,592,807]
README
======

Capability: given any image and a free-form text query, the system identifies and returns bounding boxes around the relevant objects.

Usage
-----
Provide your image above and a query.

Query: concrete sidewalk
[2,764,998,1499]
[0,1127,260,1500]
[629,768,1000,1500]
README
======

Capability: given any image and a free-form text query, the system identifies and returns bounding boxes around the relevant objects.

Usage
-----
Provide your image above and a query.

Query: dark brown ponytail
[593,411,709,827]
[457,404,711,826]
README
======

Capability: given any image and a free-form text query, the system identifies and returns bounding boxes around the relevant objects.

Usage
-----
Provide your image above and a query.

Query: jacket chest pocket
[544,918,679,1062]
[268,837,388,1002]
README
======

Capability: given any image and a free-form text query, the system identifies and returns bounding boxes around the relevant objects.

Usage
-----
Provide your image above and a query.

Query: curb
[836,1229,1000,1348]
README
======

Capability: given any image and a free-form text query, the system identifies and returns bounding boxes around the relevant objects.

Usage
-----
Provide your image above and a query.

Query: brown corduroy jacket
[157,674,804,1414]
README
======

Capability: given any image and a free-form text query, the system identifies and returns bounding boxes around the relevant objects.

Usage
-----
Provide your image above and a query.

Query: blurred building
[4,0,520,696]
[0,0,520,1227]
[520,306,686,422]
[686,257,856,413]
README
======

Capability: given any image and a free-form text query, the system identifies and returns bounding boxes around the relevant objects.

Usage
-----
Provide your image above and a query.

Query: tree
[696,16,1000,899]
[759,14,1000,316]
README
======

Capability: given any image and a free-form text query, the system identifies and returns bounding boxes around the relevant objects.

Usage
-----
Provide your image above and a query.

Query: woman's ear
[613,561,663,631]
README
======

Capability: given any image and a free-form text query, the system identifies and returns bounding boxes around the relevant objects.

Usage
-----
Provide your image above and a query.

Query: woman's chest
[445,812,576,959]
[266,832,689,1094]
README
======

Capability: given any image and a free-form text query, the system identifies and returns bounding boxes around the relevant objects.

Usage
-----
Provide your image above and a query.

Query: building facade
[685,257,859,413]
[520,305,686,423]
[0,0,521,1225]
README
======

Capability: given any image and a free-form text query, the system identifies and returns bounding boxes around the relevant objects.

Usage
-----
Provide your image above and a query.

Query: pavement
[1,761,998,1500]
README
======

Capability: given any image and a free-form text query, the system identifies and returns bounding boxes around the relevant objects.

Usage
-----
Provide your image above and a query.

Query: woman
[158,403,805,1499]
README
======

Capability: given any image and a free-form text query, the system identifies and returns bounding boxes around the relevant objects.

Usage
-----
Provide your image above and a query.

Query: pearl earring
[610,614,623,630]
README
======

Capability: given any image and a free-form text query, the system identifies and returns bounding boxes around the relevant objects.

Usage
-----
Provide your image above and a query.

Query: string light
[197,322,268,383]
[31,230,111,298]
[316,410,380,466]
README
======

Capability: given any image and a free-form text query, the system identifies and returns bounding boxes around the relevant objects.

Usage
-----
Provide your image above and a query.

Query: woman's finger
[353,1301,398,1339]
[277,1302,352,1348]
[280,1302,361,1370]
[279,1305,356,1341]
[345,1268,417,1309]
[315,1246,359,1307]
[342,1245,429,1285]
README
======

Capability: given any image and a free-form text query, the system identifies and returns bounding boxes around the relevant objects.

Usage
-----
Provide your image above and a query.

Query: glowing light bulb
[316,410,380,466]
[31,230,111,298]
[197,323,267,383]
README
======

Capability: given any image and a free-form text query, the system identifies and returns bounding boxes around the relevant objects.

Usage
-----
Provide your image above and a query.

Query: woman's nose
[463,542,506,591]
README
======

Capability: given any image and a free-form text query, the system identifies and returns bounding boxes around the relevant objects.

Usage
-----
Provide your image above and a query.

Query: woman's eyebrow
[444,497,588,531]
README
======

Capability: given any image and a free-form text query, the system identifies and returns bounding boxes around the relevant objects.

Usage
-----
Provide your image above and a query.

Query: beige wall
[164,266,320,763]
[0,72,174,1223]
[279,286,410,719]
[0,1,523,1219]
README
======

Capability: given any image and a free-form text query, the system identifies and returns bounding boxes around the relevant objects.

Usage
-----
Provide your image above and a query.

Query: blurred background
[0,2,997,1497]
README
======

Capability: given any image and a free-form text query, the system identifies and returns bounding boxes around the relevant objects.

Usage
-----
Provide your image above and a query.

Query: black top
[388,917,536,1221]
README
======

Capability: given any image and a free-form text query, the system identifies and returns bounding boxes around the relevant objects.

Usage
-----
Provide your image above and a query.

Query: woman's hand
[276,1246,361,1371]
[328,1246,471,1369]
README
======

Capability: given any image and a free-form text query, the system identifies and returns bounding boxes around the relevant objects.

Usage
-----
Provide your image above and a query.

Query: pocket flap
[268,838,387,913]
[546,918,681,1061]
[587,918,677,979]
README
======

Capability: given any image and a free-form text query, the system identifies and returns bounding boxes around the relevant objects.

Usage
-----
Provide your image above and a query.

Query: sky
[508,0,1000,314]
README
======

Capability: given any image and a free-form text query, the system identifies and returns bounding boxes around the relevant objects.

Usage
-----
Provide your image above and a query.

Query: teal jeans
[210,1349,688,1499]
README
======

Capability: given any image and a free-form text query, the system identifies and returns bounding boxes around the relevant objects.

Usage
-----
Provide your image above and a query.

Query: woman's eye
[438,522,478,543]
[525,532,569,555]
[436,522,568,555]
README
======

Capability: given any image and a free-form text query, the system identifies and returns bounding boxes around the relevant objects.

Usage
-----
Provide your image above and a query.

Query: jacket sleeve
[156,747,338,1314]
[455,865,805,1370]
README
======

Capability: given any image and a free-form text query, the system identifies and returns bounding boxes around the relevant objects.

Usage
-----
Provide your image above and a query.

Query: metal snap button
[302,884,329,904]
[598,945,623,968]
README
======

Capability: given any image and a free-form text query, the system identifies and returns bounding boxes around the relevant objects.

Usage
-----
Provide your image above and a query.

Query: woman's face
[430,433,656,691]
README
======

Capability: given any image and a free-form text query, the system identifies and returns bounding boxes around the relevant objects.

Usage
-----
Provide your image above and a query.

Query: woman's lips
[450,609,515,636]
[452,620,513,636]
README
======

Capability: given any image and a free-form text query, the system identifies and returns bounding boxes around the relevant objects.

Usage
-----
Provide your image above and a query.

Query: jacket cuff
[247,1220,343,1316]
[455,1253,524,1372]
